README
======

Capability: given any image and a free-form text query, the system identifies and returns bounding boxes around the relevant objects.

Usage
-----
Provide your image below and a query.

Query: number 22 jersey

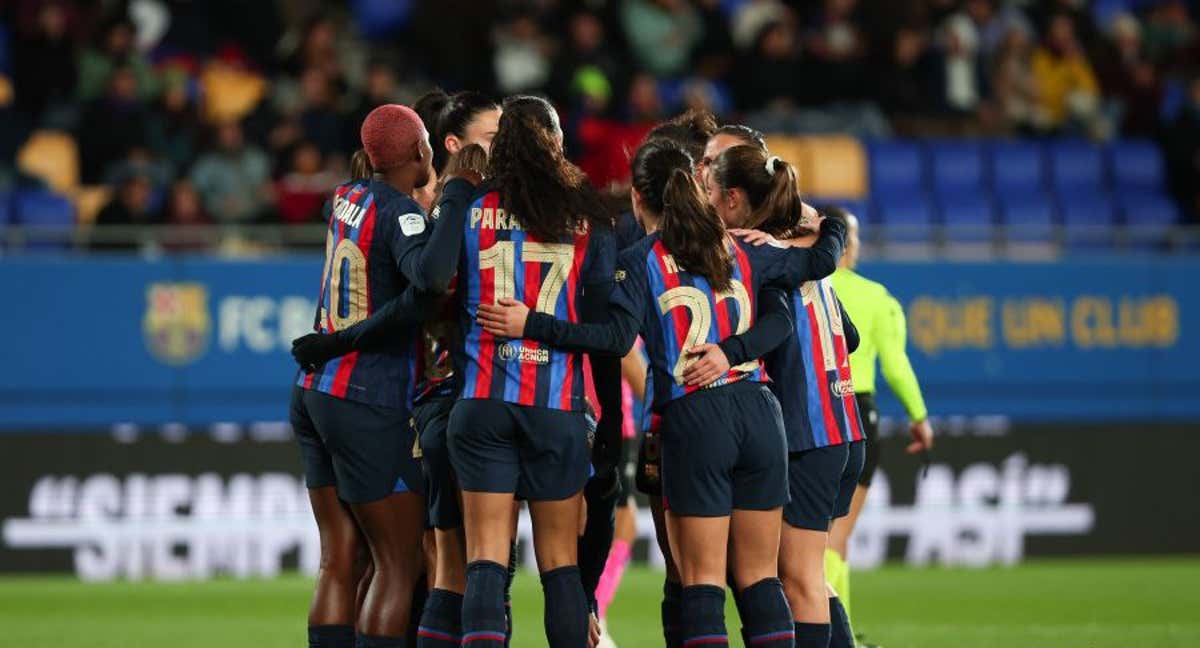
[457,185,616,412]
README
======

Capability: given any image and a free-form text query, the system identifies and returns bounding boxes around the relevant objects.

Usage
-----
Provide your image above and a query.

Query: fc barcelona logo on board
[143,282,211,366]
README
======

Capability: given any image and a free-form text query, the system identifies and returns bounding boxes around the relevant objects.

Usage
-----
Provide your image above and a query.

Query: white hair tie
[765,155,780,176]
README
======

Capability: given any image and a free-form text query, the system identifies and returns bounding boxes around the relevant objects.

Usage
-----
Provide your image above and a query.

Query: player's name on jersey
[470,207,523,231]
[332,195,367,228]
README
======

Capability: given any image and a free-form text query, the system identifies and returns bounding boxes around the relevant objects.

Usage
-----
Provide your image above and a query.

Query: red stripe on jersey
[560,230,590,410]
[652,241,694,395]
[329,198,376,398]
[517,235,542,406]
[806,301,843,445]
[826,285,863,442]
[473,193,501,399]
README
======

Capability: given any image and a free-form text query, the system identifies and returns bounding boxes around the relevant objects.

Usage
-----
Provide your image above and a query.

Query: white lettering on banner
[218,296,313,353]
[2,473,319,582]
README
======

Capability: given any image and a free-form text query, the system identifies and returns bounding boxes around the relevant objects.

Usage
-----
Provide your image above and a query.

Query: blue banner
[2,256,1197,426]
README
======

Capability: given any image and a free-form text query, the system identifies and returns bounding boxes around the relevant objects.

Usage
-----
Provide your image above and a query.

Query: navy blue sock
[308,624,355,648]
[540,566,590,648]
[681,584,728,647]
[462,561,508,647]
[662,579,683,648]
[505,541,517,646]
[407,575,428,646]
[416,588,462,648]
[829,597,855,648]
[354,634,408,648]
[794,622,832,648]
[738,578,795,647]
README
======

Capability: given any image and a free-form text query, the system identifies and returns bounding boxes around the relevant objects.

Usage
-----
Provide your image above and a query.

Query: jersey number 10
[320,238,368,330]
[479,241,574,314]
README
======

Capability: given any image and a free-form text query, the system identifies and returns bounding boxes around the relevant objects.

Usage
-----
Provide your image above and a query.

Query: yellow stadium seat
[797,135,867,199]
[71,185,113,225]
[763,135,807,171]
[17,130,80,194]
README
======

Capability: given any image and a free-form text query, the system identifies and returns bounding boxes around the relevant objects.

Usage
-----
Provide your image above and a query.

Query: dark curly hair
[632,139,732,291]
[645,108,719,162]
[487,95,611,241]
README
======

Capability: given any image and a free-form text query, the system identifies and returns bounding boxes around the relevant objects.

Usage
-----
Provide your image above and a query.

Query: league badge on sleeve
[399,213,426,237]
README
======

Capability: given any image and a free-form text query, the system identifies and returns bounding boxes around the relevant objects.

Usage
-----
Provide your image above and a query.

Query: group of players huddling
[288,90,932,648]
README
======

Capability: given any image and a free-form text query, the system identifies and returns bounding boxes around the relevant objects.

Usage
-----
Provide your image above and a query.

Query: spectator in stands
[277,142,338,224]
[805,0,871,103]
[1164,76,1200,223]
[1031,13,1102,134]
[92,173,156,251]
[991,22,1041,134]
[690,0,736,79]
[346,61,406,150]
[550,10,627,114]
[77,17,159,103]
[932,13,986,116]
[77,66,151,183]
[160,179,213,252]
[621,0,702,77]
[283,15,349,95]
[190,121,273,223]
[879,26,938,120]
[105,146,174,213]
[297,68,345,158]
[147,72,202,173]
[12,2,77,126]
[735,19,805,113]
[1097,13,1163,137]
[1142,0,1197,69]
[493,11,553,94]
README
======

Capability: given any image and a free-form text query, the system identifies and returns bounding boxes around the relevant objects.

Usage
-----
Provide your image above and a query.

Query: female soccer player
[290,104,471,648]
[448,95,619,648]
[411,90,501,211]
[477,139,847,648]
[704,145,866,648]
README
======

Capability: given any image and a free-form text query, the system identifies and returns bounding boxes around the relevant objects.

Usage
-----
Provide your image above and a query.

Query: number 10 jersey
[458,187,616,412]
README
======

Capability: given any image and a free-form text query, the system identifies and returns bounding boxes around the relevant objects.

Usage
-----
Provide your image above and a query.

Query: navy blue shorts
[660,382,788,517]
[414,397,460,529]
[784,443,849,531]
[836,440,866,518]
[290,386,423,504]
[447,398,594,501]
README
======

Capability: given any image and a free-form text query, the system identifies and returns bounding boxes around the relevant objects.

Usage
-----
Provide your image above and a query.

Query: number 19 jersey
[458,187,616,412]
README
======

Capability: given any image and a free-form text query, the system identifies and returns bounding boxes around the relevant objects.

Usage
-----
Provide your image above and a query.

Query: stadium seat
[875,196,934,244]
[71,185,113,226]
[0,193,11,226]
[989,140,1045,195]
[1049,140,1104,194]
[1060,194,1116,251]
[16,130,80,194]
[1119,192,1180,249]
[14,189,75,250]
[1108,139,1166,194]
[939,195,995,243]
[999,194,1056,244]
[797,135,867,199]
[867,140,924,203]
[928,140,987,198]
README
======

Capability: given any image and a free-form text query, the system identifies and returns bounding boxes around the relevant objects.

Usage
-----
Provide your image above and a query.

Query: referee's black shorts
[855,392,881,487]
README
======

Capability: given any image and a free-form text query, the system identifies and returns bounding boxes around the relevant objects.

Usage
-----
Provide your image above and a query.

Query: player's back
[765,278,864,452]
[458,184,615,412]
[830,267,891,392]
[300,178,426,409]
[627,233,784,410]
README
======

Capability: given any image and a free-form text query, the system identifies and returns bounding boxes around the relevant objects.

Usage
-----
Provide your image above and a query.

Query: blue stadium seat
[1108,139,1166,194]
[14,190,74,250]
[0,192,11,225]
[1049,140,1104,194]
[928,141,986,198]
[988,140,1045,195]
[939,195,994,243]
[999,194,1056,244]
[1119,192,1179,249]
[1060,194,1116,251]
[875,196,934,244]
[867,140,924,202]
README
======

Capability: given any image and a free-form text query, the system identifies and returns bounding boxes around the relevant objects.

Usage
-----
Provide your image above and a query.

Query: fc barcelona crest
[143,282,211,366]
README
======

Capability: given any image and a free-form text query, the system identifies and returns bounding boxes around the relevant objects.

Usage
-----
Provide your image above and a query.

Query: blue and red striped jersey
[457,188,617,412]
[611,233,807,412]
[298,179,429,409]
[764,279,864,451]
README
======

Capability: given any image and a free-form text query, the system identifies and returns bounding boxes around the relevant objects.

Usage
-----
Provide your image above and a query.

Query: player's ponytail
[633,138,733,291]
[488,95,610,241]
[350,148,374,179]
[710,145,804,238]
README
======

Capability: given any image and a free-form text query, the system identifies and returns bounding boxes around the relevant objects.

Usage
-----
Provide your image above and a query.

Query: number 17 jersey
[458,186,616,412]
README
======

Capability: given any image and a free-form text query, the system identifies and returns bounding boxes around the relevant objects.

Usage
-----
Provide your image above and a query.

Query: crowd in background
[1,0,1198,233]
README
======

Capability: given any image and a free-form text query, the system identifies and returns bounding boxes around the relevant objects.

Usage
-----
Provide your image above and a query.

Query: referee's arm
[876,295,928,423]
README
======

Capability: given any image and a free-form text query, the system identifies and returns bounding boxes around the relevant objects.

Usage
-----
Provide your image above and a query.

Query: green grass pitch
[1,558,1198,647]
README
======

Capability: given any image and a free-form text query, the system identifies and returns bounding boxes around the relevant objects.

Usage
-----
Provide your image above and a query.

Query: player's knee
[781,570,826,610]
